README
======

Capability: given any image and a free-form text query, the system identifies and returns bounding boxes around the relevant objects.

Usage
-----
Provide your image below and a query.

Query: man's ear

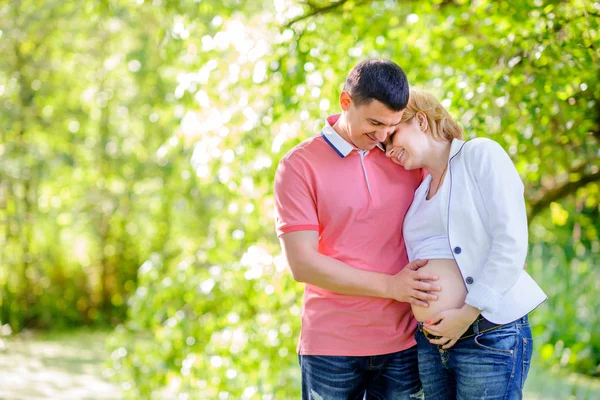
[340,91,352,111]
[417,112,428,132]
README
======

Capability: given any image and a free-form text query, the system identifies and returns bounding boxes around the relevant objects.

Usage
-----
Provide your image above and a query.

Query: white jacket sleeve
[464,139,528,315]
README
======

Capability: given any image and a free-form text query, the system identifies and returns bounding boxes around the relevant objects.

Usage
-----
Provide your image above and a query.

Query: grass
[0,328,598,399]
[525,363,600,400]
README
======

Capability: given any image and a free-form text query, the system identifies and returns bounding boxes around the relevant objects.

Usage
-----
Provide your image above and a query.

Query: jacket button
[466,277,474,284]
[454,246,462,254]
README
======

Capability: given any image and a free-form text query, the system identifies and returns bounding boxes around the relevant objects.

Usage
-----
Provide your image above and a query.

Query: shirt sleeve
[273,155,319,237]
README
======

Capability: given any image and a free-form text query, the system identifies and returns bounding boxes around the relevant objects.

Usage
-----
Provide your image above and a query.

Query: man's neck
[331,114,352,145]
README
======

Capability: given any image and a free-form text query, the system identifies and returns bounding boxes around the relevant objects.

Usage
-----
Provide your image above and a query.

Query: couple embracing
[274,59,546,400]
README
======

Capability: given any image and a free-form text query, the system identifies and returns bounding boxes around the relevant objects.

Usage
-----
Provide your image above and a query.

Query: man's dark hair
[343,59,409,111]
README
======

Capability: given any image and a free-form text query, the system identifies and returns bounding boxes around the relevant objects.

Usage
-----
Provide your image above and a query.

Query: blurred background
[0,0,599,399]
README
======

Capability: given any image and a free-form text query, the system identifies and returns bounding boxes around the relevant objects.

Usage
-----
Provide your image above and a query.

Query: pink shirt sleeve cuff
[276,224,319,238]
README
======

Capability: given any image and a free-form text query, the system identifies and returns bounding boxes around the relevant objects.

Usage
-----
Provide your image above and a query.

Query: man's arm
[280,230,441,307]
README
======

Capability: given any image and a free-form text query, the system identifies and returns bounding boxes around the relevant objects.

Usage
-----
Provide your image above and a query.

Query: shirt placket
[357,150,373,200]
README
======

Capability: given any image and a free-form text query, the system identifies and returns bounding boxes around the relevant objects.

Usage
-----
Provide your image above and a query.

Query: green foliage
[530,202,600,376]
[107,247,301,398]
[0,0,599,397]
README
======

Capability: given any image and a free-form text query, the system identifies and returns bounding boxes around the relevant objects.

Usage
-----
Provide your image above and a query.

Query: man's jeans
[298,346,423,400]
[415,316,533,400]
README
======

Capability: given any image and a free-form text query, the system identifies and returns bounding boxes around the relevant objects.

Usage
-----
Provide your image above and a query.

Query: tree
[0,0,598,397]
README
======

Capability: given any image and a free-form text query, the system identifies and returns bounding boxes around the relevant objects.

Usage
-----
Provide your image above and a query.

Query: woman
[385,89,547,399]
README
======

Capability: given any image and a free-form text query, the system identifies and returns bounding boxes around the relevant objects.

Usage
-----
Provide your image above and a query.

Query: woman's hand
[422,304,481,349]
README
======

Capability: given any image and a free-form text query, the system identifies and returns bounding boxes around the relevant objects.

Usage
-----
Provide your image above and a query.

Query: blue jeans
[299,346,423,400]
[415,316,533,400]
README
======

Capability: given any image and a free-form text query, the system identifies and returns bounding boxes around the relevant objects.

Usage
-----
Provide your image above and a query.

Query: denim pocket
[520,327,533,388]
[474,325,518,355]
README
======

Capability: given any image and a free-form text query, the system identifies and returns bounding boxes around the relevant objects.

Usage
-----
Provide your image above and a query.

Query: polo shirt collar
[321,114,385,158]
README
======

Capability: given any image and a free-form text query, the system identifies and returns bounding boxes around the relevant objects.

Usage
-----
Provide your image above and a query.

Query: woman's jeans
[298,346,423,400]
[415,316,533,400]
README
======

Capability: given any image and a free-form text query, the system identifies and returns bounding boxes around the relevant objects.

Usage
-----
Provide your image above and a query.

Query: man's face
[343,94,405,151]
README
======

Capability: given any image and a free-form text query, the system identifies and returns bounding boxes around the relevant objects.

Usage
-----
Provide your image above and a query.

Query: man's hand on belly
[386,259,441,307]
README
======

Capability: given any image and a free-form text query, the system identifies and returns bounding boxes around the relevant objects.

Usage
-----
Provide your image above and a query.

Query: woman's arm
[463,139,528,316]
[422,139,528,348]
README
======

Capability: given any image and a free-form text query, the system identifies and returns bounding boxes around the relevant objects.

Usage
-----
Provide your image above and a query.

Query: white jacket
[405,138,547,324]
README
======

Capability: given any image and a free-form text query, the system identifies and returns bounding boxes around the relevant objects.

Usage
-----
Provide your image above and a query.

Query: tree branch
[284,0,459,29]
[284,0,369,29]
[528,169,600,221]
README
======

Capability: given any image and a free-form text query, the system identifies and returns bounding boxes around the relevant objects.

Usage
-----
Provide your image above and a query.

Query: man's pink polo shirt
[274,114,423,356]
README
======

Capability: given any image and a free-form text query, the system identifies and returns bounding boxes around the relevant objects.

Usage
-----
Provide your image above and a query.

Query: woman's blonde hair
[401,89,464,141]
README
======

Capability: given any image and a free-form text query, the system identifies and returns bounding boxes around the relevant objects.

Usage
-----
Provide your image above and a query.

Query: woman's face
[385,117,427,170]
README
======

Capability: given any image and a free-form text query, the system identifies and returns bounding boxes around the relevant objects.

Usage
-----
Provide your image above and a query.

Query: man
[274,59,441,399]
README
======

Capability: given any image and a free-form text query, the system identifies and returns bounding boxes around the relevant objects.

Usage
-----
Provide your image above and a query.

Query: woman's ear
[417,112,428,132]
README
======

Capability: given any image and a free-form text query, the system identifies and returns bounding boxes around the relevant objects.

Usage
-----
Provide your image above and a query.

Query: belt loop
[472,319,480,335]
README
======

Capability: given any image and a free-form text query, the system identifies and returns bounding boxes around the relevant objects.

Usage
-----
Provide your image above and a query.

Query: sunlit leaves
[1,0,600,397]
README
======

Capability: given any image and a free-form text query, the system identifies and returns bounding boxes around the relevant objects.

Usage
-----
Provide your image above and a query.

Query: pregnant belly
[411,259,468,323]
